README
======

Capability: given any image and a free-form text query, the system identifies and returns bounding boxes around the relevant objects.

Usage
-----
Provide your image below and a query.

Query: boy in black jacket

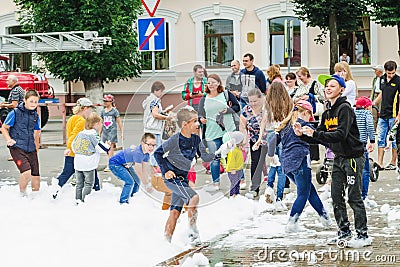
[295,74,371,248]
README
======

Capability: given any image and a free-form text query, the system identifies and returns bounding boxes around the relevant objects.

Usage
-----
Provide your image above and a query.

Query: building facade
[1,0,399,114]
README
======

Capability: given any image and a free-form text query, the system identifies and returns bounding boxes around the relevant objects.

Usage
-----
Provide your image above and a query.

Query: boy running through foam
[154,106,215,245]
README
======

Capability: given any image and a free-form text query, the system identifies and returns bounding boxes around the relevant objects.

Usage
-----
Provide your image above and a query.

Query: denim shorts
[164,176,197,212]
[377,118,397,148]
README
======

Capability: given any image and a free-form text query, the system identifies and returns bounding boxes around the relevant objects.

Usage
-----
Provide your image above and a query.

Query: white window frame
[190,3,244,67]
[256,2,308,70]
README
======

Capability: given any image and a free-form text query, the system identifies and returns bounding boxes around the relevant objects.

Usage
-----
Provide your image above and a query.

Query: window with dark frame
[339,16,370,65]
[269,17,301,67]
[141,22,169,70]
[204,19,233,68]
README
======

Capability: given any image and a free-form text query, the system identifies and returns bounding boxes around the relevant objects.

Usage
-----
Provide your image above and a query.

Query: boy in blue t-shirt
[154,106,215,245]
[1,90,41,197]
[108,133,156,204]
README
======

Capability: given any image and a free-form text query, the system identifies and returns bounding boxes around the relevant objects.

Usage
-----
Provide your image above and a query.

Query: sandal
[384,163,396,171]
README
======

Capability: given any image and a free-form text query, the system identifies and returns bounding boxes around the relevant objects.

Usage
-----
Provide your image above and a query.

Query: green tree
[292,0,368,73]
[14,0,143,104]
[370,0,400,57]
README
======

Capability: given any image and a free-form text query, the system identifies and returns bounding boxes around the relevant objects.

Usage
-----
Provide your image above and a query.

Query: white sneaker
[363,197,378,209]
[188,228,201,246]
[346,234,372,248]
[320,215,332,227]
[245,191,258,199]
[275,200,287,212]
[75,199,84,206]
[204,184,220,192]
[103,167,111,172]
[265,187,275,204]
[239,181,247,190]
[285,217,305,233]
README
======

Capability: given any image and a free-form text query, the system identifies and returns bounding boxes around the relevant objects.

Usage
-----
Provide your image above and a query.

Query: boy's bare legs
[165,209,181,242]
[31,176,40,191]
[19,170,40,193]
[187,194,199,230]
[19,170,31,193]
[164,195,199,242]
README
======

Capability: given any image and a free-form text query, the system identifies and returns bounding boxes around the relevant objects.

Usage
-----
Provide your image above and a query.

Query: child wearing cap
[268,100,331,232]
[354,96,376,209]
[298,74,370,248]
[52,97,98,199]
[218,131,245,197]
[100,94,123,172]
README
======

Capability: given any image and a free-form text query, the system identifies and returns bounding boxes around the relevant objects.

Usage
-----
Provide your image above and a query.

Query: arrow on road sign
[138,17,165,51]
[141,0,161,17]
[144,21,158,51]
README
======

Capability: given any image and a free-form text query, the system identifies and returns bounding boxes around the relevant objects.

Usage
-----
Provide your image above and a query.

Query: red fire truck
[0,55,52,127]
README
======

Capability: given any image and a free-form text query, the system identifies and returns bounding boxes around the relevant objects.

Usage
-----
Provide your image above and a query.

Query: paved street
[1,116,400,266]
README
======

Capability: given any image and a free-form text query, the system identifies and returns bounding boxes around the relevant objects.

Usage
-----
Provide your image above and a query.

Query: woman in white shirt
[334,61,357,107]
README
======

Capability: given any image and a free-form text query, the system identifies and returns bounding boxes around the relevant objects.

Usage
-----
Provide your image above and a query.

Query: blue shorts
[377,118,397,149]
[164,176,197,212]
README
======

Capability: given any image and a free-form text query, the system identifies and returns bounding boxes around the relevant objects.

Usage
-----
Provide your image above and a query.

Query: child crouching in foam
[269,100,331,233]
[72,112,110,204]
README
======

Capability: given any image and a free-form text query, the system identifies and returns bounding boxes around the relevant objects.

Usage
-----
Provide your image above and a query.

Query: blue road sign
[138,17,166,51]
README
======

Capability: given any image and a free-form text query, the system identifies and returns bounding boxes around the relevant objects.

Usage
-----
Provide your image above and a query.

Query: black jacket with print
[305,96,364,158]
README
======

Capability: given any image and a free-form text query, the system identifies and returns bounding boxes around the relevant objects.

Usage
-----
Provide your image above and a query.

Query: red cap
[295,100,315,122]
[103,94,114,102]
[355,96,372,108]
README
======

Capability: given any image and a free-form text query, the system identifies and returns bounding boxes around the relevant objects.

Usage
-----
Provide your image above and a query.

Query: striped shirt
[355,109,375,144]
[8,85,25,105]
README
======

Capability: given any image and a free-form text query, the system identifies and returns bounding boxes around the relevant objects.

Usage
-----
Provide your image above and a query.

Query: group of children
[1,72,383,248]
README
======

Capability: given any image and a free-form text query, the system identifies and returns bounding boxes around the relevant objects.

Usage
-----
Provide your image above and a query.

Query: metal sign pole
[152,51,155,74]
[287,20,291,74]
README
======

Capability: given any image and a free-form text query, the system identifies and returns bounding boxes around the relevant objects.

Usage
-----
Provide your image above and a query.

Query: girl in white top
[334,61,357,107]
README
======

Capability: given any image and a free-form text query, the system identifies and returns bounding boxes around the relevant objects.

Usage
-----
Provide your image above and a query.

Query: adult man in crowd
[372,60,400,170]
[0,75,25,109]
[370,65,385,130]
[371,65,384,101]
[339,52,350,64]
[0,75,25,161]
[181,64,207,111]
[241,53,266,94]
[226,60,247,108]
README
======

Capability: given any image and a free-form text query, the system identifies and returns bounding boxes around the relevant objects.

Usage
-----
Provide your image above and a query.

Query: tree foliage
[292,0,368,72]
[14,0,143,93]
[370,0,400,56]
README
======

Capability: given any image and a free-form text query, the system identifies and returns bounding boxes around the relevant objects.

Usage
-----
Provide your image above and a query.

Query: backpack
[223,90,241,130]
